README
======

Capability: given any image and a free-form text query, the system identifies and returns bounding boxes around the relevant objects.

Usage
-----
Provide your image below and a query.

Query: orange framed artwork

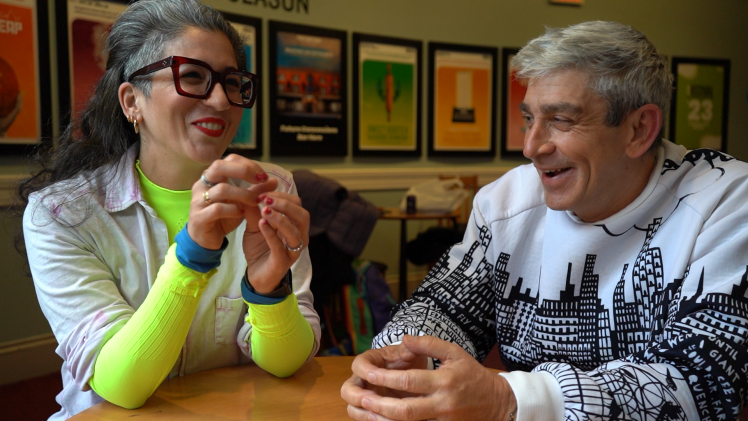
[428,42,497,157]
[500,48,529,159]
[55,0,129,128]
[0,0,50,153]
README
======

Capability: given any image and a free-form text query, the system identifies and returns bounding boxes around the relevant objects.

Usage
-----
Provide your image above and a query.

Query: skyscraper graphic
[496,217,748,371]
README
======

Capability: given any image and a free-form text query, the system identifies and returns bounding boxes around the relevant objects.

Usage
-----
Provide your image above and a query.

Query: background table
[378,207,458,302]
[69,356,355,420]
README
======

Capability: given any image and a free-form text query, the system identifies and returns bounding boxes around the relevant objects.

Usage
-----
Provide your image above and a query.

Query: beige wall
[1,0,746,362]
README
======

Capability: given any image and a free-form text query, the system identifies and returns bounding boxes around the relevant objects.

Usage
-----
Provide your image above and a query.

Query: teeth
[197,122,224,131]
[544,169,566,176]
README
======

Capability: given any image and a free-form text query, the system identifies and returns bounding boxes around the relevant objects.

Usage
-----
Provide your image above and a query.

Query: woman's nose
[205,82,232,111]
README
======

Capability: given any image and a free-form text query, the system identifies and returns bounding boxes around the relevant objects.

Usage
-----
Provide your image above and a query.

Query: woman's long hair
[14,0,246,257]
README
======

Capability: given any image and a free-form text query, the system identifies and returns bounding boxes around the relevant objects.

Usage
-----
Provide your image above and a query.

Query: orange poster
[433,49,494,152]
[506,66,528,152]
[0,0,39,143]
[67,0,127,119]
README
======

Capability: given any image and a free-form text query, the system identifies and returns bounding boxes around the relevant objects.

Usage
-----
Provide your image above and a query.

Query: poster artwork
[67,0,127,119]
[270,24,346,156]
[0,0,40,143]
[229,21,257,150]
[434,50,492,151]
[359,42,417,151]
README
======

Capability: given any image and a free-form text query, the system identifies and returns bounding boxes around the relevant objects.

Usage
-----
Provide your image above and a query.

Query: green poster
[674,62,726,150]
[359,60,415,149]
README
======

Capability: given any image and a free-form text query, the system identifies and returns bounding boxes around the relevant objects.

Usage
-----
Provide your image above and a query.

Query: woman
[18,1,320,419]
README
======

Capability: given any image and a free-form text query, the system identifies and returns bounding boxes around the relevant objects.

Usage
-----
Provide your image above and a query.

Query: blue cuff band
[175,224,228,273]
[241,275,285,305]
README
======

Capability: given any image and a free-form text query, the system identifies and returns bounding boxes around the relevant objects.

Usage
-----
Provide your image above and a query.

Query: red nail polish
[255,172,265,182]
[265,198,274,205]
[256,194,265,203]
[263,173,269,181]
[263,207,271,215]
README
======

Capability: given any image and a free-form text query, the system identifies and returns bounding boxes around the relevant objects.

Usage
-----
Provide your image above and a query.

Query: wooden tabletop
[378,206,460,221]
[69,356,354,420]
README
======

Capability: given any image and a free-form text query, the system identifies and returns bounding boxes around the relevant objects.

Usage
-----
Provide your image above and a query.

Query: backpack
[318,260,395,356]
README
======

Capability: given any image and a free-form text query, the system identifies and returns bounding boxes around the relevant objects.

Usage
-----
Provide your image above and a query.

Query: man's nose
[523,123,553,159]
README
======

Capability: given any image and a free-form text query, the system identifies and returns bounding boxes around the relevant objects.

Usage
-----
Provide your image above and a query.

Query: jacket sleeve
[24,194,140,397]
[372,202,497,364]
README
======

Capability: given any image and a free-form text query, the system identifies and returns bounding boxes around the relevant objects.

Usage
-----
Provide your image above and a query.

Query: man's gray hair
[512,21,672,143]
[106,0,246,96]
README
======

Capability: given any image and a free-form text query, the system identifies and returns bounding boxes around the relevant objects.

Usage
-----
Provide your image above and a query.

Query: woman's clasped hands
[187,154,310,292]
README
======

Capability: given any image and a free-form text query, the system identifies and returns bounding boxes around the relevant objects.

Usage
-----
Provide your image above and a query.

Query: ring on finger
[201,172,218,188]
[203,190,212,204]
[284,239,304,253]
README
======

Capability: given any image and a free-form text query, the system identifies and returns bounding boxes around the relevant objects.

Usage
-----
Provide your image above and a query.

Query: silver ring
[284,239,304,253]
[201,173,218,188]
[203,190,211,204]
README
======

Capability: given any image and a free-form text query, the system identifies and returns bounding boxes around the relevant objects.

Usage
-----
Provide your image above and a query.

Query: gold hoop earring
[133,118,140,134]
[127,115,133,123]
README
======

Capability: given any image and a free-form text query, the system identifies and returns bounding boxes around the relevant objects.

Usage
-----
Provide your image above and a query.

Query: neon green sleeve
[89,243,215,409]
[246,294,314,378]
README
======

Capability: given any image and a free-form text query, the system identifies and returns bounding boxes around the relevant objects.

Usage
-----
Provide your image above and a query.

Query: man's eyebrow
[539,102,583,115]
[519,102,530,113]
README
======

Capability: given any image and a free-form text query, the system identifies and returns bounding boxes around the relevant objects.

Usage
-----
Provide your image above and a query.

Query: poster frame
[500,47,528,159]
[352,33,422,157]
[427,41,497,158]
[0,0,51,154]
[222,12,263,157]
[55,0,130,130]
[669,56,730,152]
[268,20,347,157]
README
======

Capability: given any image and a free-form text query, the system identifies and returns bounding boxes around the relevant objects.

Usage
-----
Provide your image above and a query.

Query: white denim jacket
[24,144,320,420]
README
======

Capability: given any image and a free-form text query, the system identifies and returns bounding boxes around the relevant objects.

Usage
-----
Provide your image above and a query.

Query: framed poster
[428,42,497,157]
[0,0,50,153]
[500,48,528,159]
[352,33,422,157]
[224,13,262,157]
[268,21,347,156]
[56,0,129,127]
[669,57,730,152]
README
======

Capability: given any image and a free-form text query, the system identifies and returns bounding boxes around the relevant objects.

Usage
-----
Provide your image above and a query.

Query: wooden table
[69,357,355,420]
[379,207,459,302]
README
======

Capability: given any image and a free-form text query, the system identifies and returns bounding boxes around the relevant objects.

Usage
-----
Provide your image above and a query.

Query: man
[341,21,748,421]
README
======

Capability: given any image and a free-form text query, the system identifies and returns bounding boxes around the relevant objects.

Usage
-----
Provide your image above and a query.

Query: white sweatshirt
[374,140,748,420]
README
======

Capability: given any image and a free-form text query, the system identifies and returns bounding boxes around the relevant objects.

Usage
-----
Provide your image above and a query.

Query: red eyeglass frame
[127,55,259,109]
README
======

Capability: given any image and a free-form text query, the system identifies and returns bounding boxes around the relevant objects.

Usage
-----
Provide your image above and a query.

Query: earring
[133,118,139,134]
[126,115,133,123]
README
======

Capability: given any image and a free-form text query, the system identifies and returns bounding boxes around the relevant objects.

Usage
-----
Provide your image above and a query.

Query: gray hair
[107,0,246,95]
[512,21,672,145]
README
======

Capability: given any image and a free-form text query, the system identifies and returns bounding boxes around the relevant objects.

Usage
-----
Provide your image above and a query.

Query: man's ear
[626,104,662,159]
[118,82,140,121]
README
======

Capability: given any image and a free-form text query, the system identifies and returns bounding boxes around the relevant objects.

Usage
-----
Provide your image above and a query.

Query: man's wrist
[495,373,518,421]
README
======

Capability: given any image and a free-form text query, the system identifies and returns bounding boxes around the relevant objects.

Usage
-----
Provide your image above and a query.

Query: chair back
[438,174,478,226]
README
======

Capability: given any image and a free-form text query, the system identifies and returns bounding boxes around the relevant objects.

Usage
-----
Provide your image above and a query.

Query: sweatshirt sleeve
[372,202,497,363]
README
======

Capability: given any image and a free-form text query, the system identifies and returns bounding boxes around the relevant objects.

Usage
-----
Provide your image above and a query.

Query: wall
[0,0,746,383]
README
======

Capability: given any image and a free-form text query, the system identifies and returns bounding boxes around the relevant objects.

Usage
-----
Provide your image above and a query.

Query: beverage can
[406,195,416,214]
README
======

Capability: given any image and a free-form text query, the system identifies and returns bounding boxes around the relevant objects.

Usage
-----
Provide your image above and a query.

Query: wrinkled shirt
[24,144,320,420]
